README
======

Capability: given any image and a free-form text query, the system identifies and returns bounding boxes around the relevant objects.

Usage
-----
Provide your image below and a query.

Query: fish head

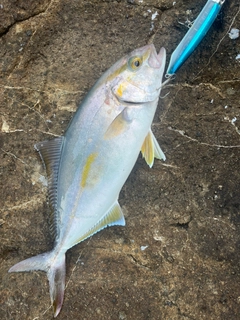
[110,44,166,104]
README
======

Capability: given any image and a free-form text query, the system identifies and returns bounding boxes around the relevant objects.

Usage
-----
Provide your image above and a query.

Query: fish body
[9,44,166,317]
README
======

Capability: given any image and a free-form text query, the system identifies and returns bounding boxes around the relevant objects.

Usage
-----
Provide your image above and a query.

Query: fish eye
[134,60,140,67]
[128,56,143,71]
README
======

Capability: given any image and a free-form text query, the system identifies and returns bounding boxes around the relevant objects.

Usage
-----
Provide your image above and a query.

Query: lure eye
[128,56,143,71]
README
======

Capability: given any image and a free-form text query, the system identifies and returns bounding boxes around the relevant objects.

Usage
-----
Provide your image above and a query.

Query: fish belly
[55,97,157,250]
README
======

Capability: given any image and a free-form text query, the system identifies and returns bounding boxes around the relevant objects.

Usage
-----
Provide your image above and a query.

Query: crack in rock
[0,0,56,37]
[168,127,240,149]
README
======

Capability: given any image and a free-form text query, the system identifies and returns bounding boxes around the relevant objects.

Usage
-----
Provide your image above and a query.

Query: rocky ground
[0,0,240,319]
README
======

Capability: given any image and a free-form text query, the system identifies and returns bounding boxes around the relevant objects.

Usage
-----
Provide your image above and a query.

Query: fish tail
[9,251,66,318]
[47,253,66,317]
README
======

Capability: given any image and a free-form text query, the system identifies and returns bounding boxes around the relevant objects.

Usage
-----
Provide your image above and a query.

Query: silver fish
[9,44,166,317]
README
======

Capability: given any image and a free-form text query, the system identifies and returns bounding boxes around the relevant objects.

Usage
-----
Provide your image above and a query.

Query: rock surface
[1,0,240,319]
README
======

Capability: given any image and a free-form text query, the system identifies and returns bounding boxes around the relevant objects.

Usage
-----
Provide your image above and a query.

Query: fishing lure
[166,0,225,76]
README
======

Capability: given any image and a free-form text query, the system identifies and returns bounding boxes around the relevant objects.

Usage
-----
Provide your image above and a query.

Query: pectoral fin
[104,107,133,139]
[141,129,166,168]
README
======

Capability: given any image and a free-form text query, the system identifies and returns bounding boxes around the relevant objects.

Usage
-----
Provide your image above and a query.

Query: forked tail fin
[9,251,66,318]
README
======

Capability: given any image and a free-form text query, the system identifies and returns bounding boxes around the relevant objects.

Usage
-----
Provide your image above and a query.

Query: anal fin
[74,201,125,245]
[141,129,166,168]
[102,201,125,227]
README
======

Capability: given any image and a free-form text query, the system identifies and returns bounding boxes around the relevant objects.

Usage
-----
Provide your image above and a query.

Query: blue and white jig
[166,0,225,76]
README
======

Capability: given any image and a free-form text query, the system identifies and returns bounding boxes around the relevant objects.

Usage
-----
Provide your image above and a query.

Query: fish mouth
[112,88,152,105]
[148,45,166,69]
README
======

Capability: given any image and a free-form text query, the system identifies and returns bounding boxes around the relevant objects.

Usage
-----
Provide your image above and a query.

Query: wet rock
[1,0,240,319]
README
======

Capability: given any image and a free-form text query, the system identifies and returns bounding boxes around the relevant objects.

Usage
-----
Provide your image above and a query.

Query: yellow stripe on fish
[81,153,98,188]
[106,64,127,82]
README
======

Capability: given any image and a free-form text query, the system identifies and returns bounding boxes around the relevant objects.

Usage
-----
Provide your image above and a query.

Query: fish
[8,43,166,317]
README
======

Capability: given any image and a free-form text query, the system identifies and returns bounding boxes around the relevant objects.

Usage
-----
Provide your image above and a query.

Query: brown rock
[1,0,240,319]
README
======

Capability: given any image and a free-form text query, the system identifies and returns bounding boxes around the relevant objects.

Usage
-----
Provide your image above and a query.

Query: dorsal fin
[34,136,64,238]
[74,201,125,246]
[141,129,166,168]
